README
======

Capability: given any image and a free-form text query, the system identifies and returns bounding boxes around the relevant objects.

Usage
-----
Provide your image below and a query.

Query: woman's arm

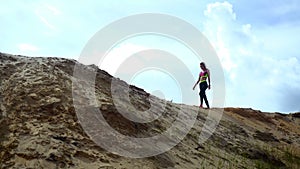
[207,70,211,89]
[193,76,200,90]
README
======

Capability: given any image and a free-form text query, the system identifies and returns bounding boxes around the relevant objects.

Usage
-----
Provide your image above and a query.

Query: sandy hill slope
[0,52,300,169]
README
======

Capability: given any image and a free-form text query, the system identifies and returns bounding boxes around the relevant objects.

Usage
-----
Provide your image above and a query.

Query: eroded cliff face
[0,53,300,169]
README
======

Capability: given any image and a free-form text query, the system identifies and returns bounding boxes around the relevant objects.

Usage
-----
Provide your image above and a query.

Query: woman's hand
[193,84,198,90]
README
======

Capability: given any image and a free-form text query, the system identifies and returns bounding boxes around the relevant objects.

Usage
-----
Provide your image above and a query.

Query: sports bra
[200,70,208,82]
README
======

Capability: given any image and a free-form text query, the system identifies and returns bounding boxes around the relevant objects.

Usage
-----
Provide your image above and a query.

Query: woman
[193,62,211,109]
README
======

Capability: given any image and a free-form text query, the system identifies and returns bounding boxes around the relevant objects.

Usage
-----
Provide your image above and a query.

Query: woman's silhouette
[193,62,211,109]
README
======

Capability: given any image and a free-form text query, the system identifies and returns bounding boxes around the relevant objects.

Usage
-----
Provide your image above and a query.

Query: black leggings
[199,82,209,108]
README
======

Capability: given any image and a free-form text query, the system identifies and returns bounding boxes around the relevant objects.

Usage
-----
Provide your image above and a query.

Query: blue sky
[1,0,300,113]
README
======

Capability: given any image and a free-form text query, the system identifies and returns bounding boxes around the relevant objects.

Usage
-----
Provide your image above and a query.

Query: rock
[47,97,61,104]
[253,130,279,142]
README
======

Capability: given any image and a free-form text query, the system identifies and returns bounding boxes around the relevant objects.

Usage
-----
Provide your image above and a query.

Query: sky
[1,0,300,113]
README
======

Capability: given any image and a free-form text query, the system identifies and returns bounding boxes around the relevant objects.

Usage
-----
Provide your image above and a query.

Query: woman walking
[193,62,211,109]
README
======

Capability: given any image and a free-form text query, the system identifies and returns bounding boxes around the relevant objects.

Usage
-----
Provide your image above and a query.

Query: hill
[0,52,300,169]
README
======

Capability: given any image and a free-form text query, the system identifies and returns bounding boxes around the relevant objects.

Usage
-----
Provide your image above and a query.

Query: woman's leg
[199,92,203,107]
[203,92,210,109]
[200,82,209,108]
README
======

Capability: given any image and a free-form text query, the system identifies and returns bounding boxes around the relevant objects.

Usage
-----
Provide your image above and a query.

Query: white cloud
[37,14,56,30]
[202,1,300,112]
[97,41,199,105]
[35,3,61,30]
[203,1,237,74]
[204,1,236,21]
[18,43,39,52]
[99,43,148,75]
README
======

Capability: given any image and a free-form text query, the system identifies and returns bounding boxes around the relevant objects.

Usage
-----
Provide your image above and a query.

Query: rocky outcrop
[1,53,300,169]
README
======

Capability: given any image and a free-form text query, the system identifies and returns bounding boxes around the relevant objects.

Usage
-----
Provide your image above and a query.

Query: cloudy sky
[1,0,300,113]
